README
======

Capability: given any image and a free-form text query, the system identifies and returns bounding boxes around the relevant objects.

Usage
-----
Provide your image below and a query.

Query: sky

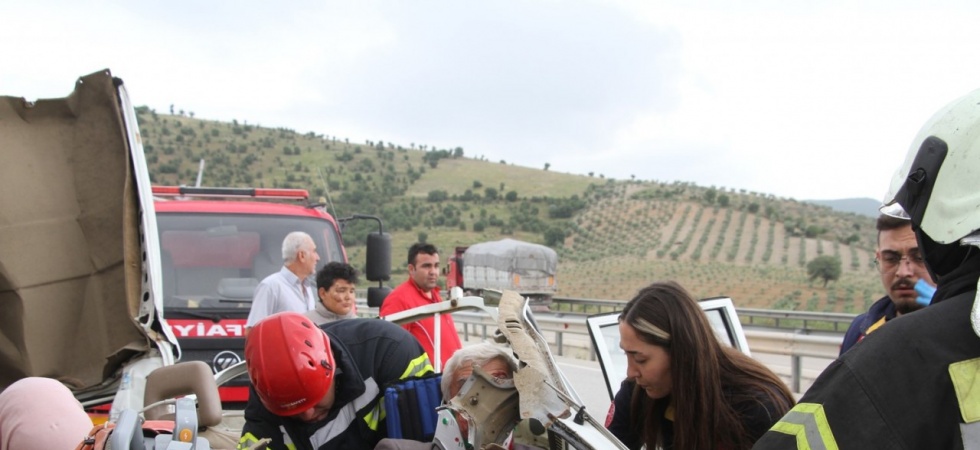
[4,1,980,201]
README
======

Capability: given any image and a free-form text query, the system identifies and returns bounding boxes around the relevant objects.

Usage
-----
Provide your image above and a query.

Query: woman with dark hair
[606,281,794,450]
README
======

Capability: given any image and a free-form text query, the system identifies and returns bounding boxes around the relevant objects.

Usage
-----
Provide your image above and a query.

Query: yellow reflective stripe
[399,353,434,379]
[771,422,811,450]
[865,316,887,335]
[237,432,294,450]
[769,403,839,450]
[370,353,432,432]
[363,400,384,431]
[237,432,259,450]
[949,357,980,422]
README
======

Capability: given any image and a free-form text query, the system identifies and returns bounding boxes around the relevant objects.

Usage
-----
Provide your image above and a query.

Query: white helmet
[882,88,980,338]
[882,88,980,246]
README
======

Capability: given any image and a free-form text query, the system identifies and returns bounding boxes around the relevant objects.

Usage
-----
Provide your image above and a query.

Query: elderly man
[839,213,936,354]
[440,343,517,400]
[245,231,320,335]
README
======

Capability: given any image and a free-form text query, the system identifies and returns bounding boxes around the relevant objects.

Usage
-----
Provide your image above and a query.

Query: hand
[242,437,272,450]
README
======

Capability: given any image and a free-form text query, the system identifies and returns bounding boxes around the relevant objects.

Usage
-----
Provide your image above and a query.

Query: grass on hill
[138,108,882,311]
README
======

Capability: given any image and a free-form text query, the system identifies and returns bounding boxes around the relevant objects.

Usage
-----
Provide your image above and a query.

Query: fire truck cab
[153,186,388,406]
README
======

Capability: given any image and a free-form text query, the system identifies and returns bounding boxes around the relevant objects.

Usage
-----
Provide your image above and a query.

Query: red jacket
[380,279,462,369]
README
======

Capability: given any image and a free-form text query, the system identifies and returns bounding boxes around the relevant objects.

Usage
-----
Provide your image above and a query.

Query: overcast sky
[4,1,980,201]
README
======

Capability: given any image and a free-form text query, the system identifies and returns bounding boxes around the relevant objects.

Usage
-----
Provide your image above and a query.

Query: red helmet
[245,312,336,416]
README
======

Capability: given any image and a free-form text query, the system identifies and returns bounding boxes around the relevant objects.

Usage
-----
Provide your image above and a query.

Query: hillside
[137,108,881,312]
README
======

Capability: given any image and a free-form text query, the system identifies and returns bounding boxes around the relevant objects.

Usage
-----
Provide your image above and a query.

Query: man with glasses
[839,213,935,355]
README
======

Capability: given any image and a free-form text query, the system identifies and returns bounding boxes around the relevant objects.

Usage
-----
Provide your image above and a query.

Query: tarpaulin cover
[0,70,148,391]
[463,239,558,275]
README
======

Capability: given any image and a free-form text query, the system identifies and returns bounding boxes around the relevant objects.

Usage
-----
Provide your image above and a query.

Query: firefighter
[753,88,980,449]
[238,313,432,450]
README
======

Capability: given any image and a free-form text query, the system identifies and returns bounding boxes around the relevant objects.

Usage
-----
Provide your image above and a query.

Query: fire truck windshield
[156,212,345,315]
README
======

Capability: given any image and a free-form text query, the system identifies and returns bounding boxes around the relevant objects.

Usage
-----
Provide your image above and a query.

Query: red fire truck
[153,186,389,406]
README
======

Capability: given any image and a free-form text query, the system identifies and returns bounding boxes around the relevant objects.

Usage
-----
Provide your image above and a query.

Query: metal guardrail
[359,296,852,394]
[549,297,857,333]
[446,309,841,395]
[737,308,855,333]
[357,291,858,333]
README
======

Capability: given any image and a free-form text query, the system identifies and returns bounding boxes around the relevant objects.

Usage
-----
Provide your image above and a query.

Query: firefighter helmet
[245,312,335,416]
[883,88,980,245]
[882,88,980,279]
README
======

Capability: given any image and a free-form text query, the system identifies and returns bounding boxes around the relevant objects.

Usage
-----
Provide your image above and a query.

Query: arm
[238,386,287,450]
[377,323,433,382]
[606,380,642,450]
[751,359,901,450]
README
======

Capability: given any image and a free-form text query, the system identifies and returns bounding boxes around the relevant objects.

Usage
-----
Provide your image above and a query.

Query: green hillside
[138,108,881,312]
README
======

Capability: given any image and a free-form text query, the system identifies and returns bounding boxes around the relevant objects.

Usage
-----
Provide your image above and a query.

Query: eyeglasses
[874,251,926,272]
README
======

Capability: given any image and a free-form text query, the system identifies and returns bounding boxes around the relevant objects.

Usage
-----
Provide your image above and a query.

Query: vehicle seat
[384,374,443,441]
[143,361,222,426]
[144,361,242,449]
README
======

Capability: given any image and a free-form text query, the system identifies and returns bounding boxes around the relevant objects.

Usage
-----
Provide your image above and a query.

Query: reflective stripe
[400,354,435,379]
[962,422,980,450]
[310,377,381,447]
[364,399,384,430]
[237,432,291,450]
[235,427,296,450]
[364,354,433,431]
[769,403,839,450]
[865,316,887,335]
[237,432,260,450]
[280,425,296,450]
[950,357,980,423]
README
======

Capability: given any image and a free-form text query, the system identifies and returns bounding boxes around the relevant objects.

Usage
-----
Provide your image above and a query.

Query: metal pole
[434,312,442,373]
[792,355,802,393]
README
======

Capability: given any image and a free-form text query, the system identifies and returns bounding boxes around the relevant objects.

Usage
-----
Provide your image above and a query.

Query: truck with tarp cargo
[445,238,558,310]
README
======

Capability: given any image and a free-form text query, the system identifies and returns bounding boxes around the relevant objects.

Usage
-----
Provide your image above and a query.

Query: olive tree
[807,255,842,287]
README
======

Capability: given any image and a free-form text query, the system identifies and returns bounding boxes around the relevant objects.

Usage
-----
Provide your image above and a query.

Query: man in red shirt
[381,243,462,370]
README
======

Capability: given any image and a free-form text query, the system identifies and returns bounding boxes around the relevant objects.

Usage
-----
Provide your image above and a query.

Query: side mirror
[367,286,391,308]
[366,232,391,282]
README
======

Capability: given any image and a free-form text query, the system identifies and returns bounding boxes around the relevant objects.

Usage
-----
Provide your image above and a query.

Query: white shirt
[246,266,314,327]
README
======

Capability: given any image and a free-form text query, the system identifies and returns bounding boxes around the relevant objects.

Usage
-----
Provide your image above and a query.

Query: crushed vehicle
[0,69,191,445]
[0,69,178,411]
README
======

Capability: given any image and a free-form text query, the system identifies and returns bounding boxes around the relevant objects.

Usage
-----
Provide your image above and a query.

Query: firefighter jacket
[752,255,980,450]
[239,319,433,450]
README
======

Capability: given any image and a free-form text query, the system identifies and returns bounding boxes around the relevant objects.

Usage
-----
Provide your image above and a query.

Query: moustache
[891,280,916,291]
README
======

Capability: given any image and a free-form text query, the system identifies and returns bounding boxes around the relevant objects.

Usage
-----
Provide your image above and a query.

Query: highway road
[462,326,840,420]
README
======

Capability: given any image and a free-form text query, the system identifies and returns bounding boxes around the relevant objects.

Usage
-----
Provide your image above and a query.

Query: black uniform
[239,319,433,450]
[608,379,787,450]
[753,256,980,450]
